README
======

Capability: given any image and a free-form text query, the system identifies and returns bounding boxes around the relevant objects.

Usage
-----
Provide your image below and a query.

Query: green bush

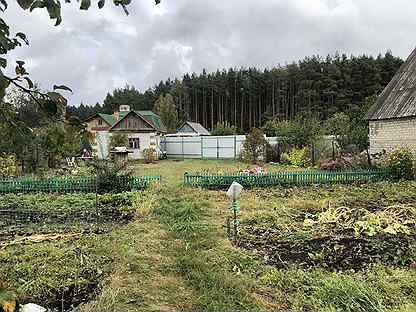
[211,121,237,136]
[91,160,132,194]
[262,115,322,147]
[387,148,414,180]
[0,155,16,176]
[287,147,311,167]
[110,133,128,149]
[241,128,267,163]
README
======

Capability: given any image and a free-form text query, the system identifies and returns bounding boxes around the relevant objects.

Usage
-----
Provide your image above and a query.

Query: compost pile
[239,183,416,271]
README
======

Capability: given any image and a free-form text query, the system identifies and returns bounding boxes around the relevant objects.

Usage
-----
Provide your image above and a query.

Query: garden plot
[238,182,416,270]
[0,192,146,311]
[0,192,137,236]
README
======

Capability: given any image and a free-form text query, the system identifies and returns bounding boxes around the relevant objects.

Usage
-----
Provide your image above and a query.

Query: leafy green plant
[211,121,237,136]
[288,147,311,167]
[241,128,267,163]
[91,160,132,194]
[153,93,178,133]
[387,148,414,180]
[0,155,16,176]
[262,114,322,147]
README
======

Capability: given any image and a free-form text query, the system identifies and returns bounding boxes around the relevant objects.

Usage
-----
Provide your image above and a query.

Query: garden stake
[231,200,240,244]
[226,181,243,245]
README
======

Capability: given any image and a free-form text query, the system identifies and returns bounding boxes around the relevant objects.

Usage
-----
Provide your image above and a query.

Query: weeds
[153,187,263,311]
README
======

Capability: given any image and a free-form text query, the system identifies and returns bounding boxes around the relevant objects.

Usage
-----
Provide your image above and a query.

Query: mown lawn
[1,159,416,311]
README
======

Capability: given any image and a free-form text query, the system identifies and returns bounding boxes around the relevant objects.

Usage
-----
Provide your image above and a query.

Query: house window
[98,119,103,126]
[129,138,140,149]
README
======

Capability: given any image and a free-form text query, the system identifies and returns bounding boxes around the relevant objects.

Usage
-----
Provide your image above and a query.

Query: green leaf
[47,91,63,102]
[80,0,91,10]
[0,0,7,11]
[0,70,10,100]
[53,84,73,93]
[30,0,45,11]
[17,0,35,10]
[16,32,29,45]
[0,57,6,68]
[97,0,105,9]
[41,99,58,116]
[45,0,62,25]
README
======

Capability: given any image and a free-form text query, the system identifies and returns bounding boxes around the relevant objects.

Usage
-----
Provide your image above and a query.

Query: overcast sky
[6,0,416,106]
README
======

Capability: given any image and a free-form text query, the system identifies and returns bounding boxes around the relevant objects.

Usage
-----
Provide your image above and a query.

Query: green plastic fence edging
[184,169,392,189]
[0,175,161,194]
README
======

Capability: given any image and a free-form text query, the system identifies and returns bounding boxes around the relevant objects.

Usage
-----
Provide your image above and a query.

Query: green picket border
[0,175,161,194]
[183,169,392,189]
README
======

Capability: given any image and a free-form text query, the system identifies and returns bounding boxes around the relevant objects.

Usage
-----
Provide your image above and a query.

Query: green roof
[86,110,166,132]
[136,111,166,132]
[119,111,129,119]
[97,113,117,126]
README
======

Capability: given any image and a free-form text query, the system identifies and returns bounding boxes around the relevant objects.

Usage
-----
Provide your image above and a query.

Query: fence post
[181,136,184,160]
[234,136,237,160]
[217,137,219,159]
[201,136,204,160]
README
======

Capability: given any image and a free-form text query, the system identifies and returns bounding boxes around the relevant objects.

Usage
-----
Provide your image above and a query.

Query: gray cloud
[5,0,416,106]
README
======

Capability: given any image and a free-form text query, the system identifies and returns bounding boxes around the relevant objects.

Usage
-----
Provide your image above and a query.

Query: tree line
[69,51,403,132]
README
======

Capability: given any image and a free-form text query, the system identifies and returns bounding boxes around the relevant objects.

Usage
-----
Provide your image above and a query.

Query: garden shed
[176,121,211,136]
[366,47,416,154]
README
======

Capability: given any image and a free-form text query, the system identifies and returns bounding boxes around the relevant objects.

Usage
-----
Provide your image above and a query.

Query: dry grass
[81,195,196,312]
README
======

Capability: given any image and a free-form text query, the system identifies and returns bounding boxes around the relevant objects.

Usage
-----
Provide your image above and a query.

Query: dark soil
[239,229,416,270]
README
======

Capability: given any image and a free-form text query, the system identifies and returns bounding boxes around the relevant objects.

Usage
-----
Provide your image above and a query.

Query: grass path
[82,207,196,311]
[85,161,267,311]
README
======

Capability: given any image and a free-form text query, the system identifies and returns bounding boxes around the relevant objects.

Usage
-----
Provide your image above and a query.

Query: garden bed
[0,192,139,236]
[0,191,151,311]
[238,182,416,271]
[0,233,112,311]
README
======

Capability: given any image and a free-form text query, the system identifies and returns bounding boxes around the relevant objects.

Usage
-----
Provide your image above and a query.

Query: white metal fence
[161,135,280,160]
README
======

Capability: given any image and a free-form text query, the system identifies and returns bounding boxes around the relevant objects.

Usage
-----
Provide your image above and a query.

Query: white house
[85,105,166,160]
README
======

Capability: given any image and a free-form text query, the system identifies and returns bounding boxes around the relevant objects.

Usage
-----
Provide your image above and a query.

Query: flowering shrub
[240,166,268,176]
[319,158,346,170]
[319,153,370,171]
[387,148,414,180]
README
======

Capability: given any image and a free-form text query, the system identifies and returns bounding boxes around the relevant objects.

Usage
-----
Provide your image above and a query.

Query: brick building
[366,47,416,154]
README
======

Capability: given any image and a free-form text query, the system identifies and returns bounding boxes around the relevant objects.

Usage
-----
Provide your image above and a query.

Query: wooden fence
[184,169,392,189]
[0,175,161,194]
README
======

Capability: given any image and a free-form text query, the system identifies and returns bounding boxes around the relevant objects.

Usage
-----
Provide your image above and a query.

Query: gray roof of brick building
[366,47,416,120]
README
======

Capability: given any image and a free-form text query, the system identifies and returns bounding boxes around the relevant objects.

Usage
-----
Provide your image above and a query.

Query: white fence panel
[162,135,282,160]
[183,137,201,159]
[218,136,237,159]
[201,137,218,159]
